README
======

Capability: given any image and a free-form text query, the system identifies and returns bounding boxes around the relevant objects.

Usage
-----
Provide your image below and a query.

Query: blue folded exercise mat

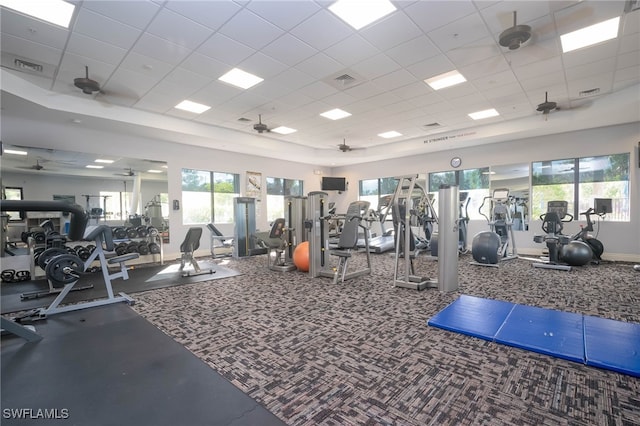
[427,295,640,377]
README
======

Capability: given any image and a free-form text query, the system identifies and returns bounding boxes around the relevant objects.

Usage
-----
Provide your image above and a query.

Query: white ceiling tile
[195,81,244,106]
[0,33,63,66]
[406,54,456,80]
[482,82,526,100]
[519,71,567,92]
[386,35,441,67]
[324,34,379,68]
[472,69,518,91]
[269,67,316,91]
[389,81,432,100]
[295,53,344,79]
[146,8,213,48]
[260,34,318,67]
[479,1,551,35]
[504,37,560,68]
[196,33,256,66]
[371,69,417,91]
[567,73,614,98]
[239,51,288,79]
[459,54,511,81]
[565,57,617,81]
[350,54,401,80]
[103,67,163,100]
[405,0,477,33]
[81,1,160,30]
[554,1,625,35]
[179,53,230,79]
[510,56,562,82]
[290,9,353,51]
[164,0,242,31]
[0,8,69,49]
[428,12,493,52]
[616,50,640,70]
[132,33,191,66]
[218,9,284,50]
[619,32,640,55]
[613,66,640,88]
[297,81,340,100]
[162,68,211,96]
[246,1,321,31]
[66,32,128,66]
[119,52,174,79]
[342,81,388,100]
[446,37,503,68]
[360,9,422,51]
[74,8,141,50]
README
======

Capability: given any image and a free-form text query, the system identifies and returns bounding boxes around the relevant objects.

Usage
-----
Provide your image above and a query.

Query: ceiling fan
[253,114,270,134]
[74,66,101,95]
[18,160,45,171]
[499,11,532,51]
[338,139,363,152]
[536,92,558,119]
[114,168,135,177]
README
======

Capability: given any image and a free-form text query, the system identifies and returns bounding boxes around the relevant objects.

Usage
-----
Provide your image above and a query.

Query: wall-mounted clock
[450,157,462,168]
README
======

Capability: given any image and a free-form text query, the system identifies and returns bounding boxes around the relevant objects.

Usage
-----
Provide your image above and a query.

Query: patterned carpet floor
[131,252,640,425]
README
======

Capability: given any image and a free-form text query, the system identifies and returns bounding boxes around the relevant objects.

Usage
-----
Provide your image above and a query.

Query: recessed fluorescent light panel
[468,108,499,120]
[320,108,352,120]
[329,0,396,30]
[4,149,28,155]
[0,0,75,28]
[218,68,263,89]
[147,170,163,174]
[95,159,114,164]
[271,126,297,135]
[86,165,103,169]
[175,100,211,114]
[378,131,402,138]
[425,70,467,90]
[561,16,620,53]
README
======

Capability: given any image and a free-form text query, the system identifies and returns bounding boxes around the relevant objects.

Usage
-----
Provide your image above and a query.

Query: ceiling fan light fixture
[498,11,532,50]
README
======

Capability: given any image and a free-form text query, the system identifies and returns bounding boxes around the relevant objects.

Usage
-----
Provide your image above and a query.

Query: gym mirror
[489,163,530,231]
[1,145,170,249]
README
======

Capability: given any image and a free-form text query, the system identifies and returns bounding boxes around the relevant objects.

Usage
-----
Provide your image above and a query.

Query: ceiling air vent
[237,117,252,122]
[14,58,43,73]
[323,69,365,91]
[424,122,441,128]
[578,88,600,97]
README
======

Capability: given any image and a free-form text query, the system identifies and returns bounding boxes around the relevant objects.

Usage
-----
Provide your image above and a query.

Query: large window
[181,169,240,224]
[358,177,397,212]
[532,153,629,221]
[266,177,304,222]
[428,167,490,220]
[3,186,24,221]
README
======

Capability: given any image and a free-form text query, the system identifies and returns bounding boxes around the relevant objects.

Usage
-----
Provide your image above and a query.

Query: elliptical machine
[470,188,518,266]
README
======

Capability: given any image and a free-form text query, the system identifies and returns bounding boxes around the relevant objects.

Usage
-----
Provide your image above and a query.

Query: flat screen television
[594,198,612,215]
[321,177,347,191]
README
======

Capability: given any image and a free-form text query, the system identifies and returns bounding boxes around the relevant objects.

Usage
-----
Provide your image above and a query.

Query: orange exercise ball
[293,241,310,272]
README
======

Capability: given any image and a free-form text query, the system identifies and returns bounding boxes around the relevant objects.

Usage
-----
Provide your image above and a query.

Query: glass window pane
[428,171,455,192]
[267,177,284,195]
[531,159,576,218]
[183,191,212,224]
[182,169,210,191]
[578,154,629,221]
[267,195,285,222]
[213,192,235,223]
[213,172,237,193]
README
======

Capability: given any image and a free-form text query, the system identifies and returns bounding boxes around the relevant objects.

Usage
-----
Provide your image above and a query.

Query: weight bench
[17,225,138,321]
[207,223,234,259]
[179,227,215,277]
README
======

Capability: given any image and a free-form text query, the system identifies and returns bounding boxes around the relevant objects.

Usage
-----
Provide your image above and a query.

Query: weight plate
[148,242,161,254]
[136,226,148,237]
[37,247,69,270]
[113,227,127,240]
[126,227,138,239]
[137,242,149,255]
[45,254,83,288]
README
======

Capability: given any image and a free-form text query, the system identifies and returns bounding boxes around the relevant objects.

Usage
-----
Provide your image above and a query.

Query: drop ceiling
[1,0,639,171]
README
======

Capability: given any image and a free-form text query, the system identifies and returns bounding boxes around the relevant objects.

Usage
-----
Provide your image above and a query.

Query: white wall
[2,115,638,261]
[331,122,640,261]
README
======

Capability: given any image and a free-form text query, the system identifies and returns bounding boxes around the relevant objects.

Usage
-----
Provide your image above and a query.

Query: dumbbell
[136,226,149,238]
[148,242,161,254]
[137,241,150,255]
[115,242,128,256]
[126,242,140,253]
[113,227,127,240]
[126,227,139,239]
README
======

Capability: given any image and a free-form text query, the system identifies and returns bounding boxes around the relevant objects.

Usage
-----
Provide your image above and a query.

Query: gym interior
[1,1,639,425]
